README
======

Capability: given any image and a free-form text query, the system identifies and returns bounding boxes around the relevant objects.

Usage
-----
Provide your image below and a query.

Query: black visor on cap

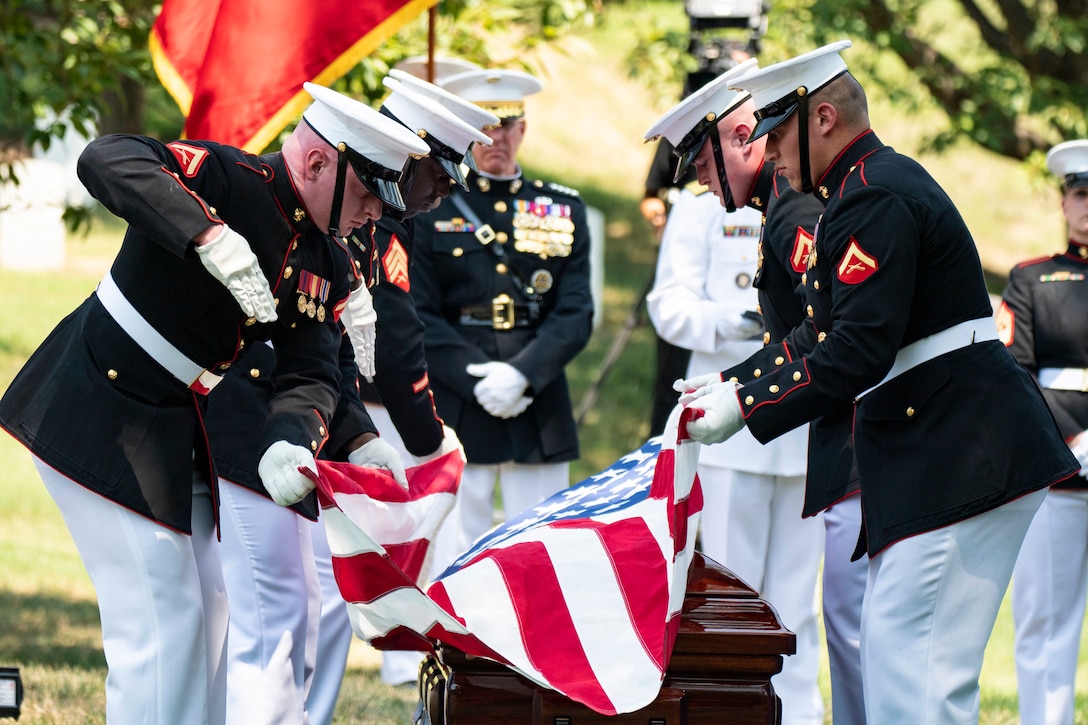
[1065,172,1088,189]
[747,69,850,144]
[672,116,719,184]
[343,145,407,211]
[421,135,469,190]
[748,98,800,143]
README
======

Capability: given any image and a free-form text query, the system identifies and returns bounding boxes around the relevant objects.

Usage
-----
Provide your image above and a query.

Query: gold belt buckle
[491,293,515,330]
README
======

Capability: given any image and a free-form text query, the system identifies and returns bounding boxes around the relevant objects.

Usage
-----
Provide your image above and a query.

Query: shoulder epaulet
[1013,254,1059,271]
[531,179,581,198]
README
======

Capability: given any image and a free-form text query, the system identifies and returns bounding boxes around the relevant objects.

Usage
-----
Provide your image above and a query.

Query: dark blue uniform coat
[0,136,352,533]
[727,131,1077,556]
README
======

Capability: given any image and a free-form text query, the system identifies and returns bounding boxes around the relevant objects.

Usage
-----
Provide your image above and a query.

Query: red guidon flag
[150,0,437,153]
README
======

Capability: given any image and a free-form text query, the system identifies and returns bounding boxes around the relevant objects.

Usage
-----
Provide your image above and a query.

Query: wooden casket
[416,552,796,725]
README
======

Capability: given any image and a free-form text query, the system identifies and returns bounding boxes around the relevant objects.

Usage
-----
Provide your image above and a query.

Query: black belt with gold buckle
[458,294,536,329]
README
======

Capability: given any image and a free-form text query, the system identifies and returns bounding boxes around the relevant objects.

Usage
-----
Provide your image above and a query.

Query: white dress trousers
[362,402,429,688]
[218,480,321,725]
[861,488,1045,724]
[36,457,229,725]
[307,514,354,723]
[1012,488,1088,725]
[821,495,867,725]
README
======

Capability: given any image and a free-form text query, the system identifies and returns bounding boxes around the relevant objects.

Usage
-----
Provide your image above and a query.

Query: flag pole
[426,5,437,82]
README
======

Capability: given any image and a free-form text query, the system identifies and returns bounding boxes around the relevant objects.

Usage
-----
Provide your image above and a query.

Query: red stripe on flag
[333,550,415,604]
[551,516,670,672]
[481,541,613,713]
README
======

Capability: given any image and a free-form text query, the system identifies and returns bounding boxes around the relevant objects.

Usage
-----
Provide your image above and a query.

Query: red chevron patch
[167,142,209,178]
[836,238,879,284]
[789,226,814,274]
[383,234,410,292]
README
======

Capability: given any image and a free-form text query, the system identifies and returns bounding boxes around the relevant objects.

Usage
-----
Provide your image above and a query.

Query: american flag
[314,409,703,715]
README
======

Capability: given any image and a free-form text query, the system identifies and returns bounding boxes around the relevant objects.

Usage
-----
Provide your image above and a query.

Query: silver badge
[736,272,752,289]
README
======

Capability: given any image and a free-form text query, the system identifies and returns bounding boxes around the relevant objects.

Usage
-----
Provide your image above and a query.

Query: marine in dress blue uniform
[411,68,594,575]
[1003,139,1088,725]
[200,82,487,723]
[0,82,428,724]
[326,69,500,695]
[644,62,826,725]
[678,41,1078,723]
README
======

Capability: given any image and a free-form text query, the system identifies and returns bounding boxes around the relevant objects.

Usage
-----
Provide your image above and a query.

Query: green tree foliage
[626,0,1088,166]
[1,0,595,229]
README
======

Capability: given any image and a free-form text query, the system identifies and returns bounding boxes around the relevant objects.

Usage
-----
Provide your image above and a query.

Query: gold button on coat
[249,368,260,379]
[310,440,318,451]
[775,356,785,366]
[452,247,463,257]
[107,369,118,380]
[283,266,293,279]
[753,368,762,377]
[769,385,780,393]
[906,407,916,417]
[744,395,755,406]
[793,371,802,381]
[817,332,827,342]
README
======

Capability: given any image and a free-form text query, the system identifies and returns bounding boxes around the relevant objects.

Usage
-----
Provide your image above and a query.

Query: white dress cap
[381,76,493,188]
[643,58,759,183]
[387,69,500,132]
[393,55,482,85]
[729,39,852,142]
[302,82,430,209]
[1046,140,1088,189]
[439,68,543,119]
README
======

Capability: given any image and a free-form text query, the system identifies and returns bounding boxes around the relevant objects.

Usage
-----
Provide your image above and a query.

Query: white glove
[673,372,725,403]
[1070,431,1088,478]
[348,437,408,488]
[467,362,531,418]
[258,441,317,506]
[722,312,764,341]
[684,380,746,444]
[195,225,278,323]
[412,424,468,466]
[341,284,377,382]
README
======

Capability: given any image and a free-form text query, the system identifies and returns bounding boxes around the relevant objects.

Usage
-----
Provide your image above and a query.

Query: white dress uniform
[647,189,825,725]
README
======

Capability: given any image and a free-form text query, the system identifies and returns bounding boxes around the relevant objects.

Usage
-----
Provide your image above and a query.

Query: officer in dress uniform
[644,60,825,725]
[411,68,595,576]
[200,82,488,724]
[1002,139,1088,725]
[676,41,1078,723]
[0,83,428,723]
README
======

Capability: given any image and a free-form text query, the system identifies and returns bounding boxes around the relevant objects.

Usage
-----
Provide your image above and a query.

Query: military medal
[531,269,554,293]
[297,269,331,322]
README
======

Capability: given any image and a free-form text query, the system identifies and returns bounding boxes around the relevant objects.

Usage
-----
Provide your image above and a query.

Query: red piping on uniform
[815,129,874,192]
[741,357,811,419]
